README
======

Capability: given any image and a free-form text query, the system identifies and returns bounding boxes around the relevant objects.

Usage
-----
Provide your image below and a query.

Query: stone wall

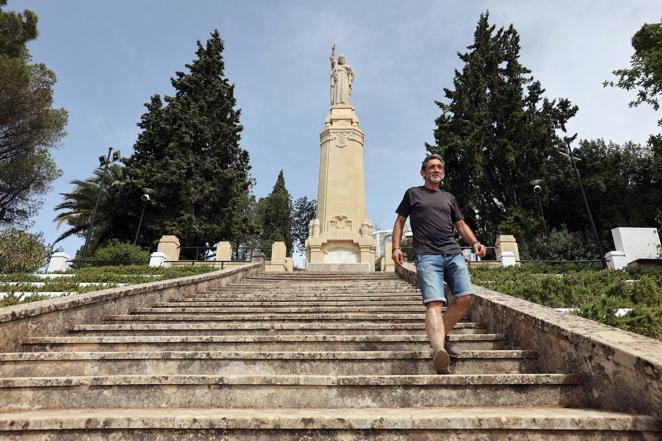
[395,263,662,420]
[0,263,262,352]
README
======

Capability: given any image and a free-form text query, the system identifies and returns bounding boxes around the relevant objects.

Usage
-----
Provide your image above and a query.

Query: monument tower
[305,46,376,271]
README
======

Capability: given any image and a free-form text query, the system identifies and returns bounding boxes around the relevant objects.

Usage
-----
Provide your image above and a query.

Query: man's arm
[454,219,487,258]
[391,214,407,265]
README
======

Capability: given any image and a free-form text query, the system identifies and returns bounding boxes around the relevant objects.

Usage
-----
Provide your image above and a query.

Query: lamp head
[140,194,150,203]
[533,185,542,193]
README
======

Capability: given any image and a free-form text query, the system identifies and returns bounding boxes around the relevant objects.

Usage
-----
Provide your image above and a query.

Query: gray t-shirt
[396,186,464,256]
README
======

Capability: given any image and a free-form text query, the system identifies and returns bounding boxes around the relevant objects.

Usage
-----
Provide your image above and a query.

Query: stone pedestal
[496,235,520,265]
[156,235,180,263]
[215,242,232,262]
[47,252,71,273]
[305,105,376,271]
[265,242,290,272]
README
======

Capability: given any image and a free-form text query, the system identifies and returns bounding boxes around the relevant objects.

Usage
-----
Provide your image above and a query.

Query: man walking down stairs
[0,272,658,439]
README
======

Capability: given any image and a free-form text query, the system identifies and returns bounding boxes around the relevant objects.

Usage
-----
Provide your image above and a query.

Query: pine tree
[121,30,253,251]
[257,170,292,257]
[427,12,577,245]
[0,1,66,226]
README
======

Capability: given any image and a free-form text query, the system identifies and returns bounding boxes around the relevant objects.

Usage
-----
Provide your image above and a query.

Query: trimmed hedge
[470,263,662,339]
[0,265,218,308]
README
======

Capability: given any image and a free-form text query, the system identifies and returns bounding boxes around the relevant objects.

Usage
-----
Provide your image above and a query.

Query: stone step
[69,322,488,336]
[106,313,434,323]
[25,334,508,352]
[0,374,585,410]
[160,300,424,307]
[181,294,422,302]
[131,306,429,314]
[199,290,421,297]
[0,350,537,376]
[148,302,425,314]
[1,407,656,440]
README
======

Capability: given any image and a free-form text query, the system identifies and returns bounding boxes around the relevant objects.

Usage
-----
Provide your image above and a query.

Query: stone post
[383,242,395,272]
[605,251,628,270]
[47,252,70,273]
[500,251,516,267]
[215,242,232,262]
[496,235,520,265]
[265,242,289,272]
[149,252,167,268]
[156,235,180,263]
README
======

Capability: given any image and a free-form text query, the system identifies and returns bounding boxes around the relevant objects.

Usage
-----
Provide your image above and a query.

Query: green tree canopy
[0,0,66,226]
[257,170,292,257]
[427,12,577,246]
[291,196,316,254]
[606,19,662,127]
[120,30,253,250]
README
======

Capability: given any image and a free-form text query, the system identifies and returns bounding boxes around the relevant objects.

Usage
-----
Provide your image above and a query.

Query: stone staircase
[0,272,657,439]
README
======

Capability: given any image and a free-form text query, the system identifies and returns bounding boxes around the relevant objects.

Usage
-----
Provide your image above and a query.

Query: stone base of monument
[306,263,371,272]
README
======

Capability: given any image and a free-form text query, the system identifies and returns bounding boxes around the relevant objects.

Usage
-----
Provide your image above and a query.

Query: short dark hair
[421,154,444,171]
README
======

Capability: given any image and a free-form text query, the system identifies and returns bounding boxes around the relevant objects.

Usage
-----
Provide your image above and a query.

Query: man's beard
[426,175,442,184]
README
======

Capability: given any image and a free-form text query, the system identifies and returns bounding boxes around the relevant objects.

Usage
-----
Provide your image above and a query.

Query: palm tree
[53,164,126,248]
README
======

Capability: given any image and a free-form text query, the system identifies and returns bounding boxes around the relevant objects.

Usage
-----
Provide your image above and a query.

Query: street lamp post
[561,137,607,268]
[133,193,151,246]
[78,147,121,269]
[529,179,548,237]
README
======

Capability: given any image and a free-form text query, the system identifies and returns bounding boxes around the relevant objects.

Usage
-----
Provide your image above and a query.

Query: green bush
[0,229,47,274]
[520,226,599,261]
[86,240,150,266]
[470,263,662,339]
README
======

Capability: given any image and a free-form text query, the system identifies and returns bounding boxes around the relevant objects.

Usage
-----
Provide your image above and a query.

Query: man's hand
[473,242,487,258]
[392,248,404,266]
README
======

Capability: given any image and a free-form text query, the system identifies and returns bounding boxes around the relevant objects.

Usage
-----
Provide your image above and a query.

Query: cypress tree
[121,30,253,251]
[427,12,577,245]
[257,170,292,257]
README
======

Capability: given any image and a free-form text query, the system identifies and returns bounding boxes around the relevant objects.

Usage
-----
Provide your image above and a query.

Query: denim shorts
[415,254,474,304]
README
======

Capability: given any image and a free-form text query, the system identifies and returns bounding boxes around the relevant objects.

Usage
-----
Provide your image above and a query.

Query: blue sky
[11,0,661,260]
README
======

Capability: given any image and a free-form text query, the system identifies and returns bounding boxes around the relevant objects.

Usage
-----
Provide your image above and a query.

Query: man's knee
[425,300,445,311]
[454,294,473,307]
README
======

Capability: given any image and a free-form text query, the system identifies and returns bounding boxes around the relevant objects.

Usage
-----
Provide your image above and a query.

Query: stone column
[215,242,232,262]
[496,235,520,265]
[383,242,395,272]
[265,242,289,272]
[157,235,180,263]
[47,252,70,273]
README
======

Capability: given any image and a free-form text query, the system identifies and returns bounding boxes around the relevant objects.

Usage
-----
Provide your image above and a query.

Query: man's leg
[443,295,473,332]
[425,301,445,351]
[443,254,475,353]
[415,255,450,374]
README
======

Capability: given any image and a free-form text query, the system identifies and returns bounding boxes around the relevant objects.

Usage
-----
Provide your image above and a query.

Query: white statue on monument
[330,45,354,106]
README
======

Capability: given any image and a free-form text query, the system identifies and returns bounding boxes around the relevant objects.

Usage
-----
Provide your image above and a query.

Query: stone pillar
[149,252,167,268]
[47,252,70,273]
[265,241,289,272]
[305,104,376,271]
[156,235,180,263]
[605,251,628,270]
[496,235,520,265]
[215,242,232,262]
[383,242,395,272]
[500,251,516,267]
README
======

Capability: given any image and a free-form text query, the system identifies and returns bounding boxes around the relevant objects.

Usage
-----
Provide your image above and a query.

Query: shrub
[0,229,47,273]
[86,240,150,266]
[520,226,599,261]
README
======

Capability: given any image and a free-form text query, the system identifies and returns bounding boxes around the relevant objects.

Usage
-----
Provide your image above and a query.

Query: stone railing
[0,263,262,352]
[395,263,662,421]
